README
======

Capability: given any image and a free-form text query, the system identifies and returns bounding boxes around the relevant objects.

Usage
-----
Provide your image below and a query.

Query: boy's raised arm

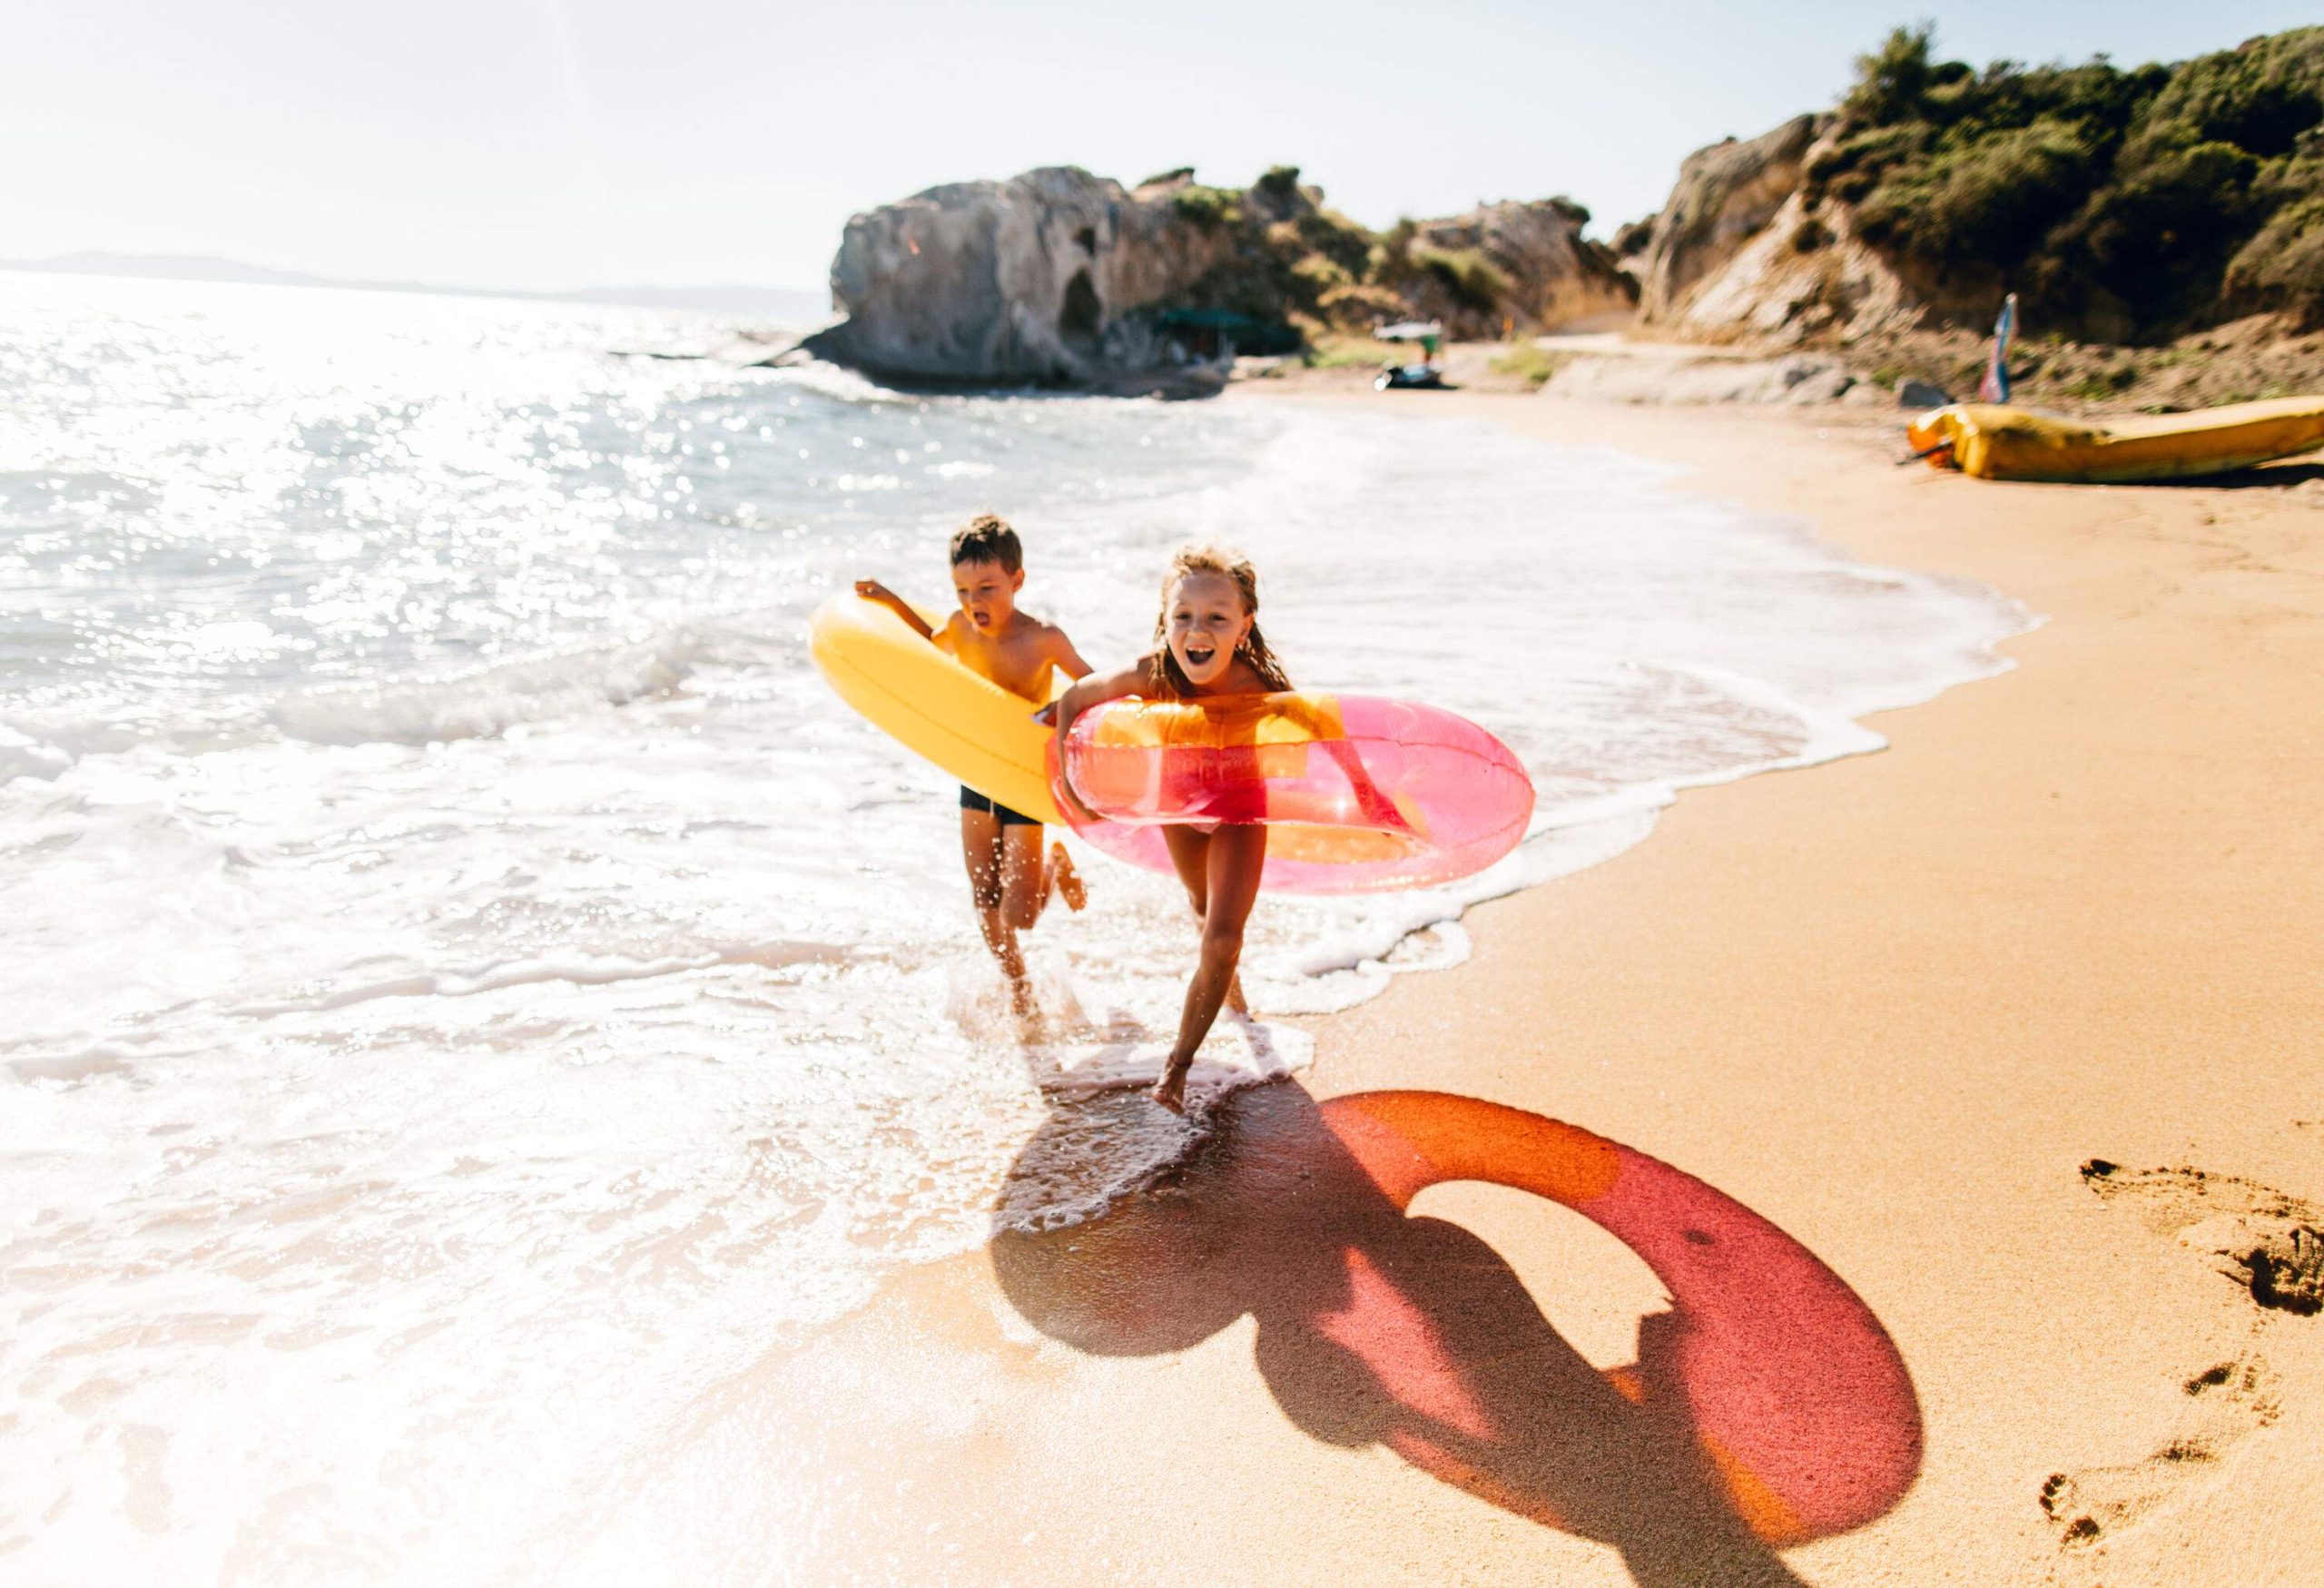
[853,579,935,642]
[1049,628,1096,682]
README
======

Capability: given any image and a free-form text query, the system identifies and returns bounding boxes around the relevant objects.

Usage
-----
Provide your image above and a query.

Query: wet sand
[711,394,2324,1586]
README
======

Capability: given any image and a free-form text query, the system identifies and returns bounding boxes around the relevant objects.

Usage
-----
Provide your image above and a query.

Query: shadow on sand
[2156,459,2324,490]
[992,1082,1923,1585]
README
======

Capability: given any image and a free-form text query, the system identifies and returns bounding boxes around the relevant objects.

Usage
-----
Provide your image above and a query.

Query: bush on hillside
[1253,165,1305,211]
[1172,184,1242,232]
[2226,192,2324,321]
[1151,171,1618,344]
[2136,26,2324,156]
[1158,173,1424,335]
[1827,24,2324,336]
[1410,246,1511,312]
[1315,281,1408,325]
[1856,117,2096,262]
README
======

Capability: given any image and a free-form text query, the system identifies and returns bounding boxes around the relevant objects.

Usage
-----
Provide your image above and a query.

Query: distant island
[0,252,830,323]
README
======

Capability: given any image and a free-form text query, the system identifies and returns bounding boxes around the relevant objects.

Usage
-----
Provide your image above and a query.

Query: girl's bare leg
[1162,825,1246,1011]
[1154,824,1266,1111]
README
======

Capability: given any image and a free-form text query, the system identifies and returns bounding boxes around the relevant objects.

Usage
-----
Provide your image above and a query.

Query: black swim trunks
[960,785,1040,827]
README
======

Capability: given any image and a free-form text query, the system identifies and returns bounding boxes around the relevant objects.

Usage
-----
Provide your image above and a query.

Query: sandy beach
[19,15,2324,1582]
[692,389,2324,1588]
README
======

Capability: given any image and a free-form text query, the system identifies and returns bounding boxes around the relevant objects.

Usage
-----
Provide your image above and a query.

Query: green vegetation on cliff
[1141,168,1624,343]
[1154,166,1396,331]
[1808,25,2324,338]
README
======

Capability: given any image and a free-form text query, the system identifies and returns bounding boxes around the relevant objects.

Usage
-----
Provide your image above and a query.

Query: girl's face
[1165,570,1253,689]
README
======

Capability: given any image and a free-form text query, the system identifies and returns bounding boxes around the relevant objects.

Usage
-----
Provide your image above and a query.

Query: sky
[5,2,2313,294]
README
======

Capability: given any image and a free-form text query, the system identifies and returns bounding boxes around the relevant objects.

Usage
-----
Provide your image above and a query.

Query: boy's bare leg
[998,824,1047,931]
[1000,825,1088,933]
[963,810,1034,1016]
[1049,842,1087,912]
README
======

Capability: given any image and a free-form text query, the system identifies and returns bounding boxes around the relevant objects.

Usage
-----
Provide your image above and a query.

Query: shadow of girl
[990,1082,1922,1586]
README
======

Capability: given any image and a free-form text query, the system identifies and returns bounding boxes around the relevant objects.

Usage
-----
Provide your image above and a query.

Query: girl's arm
[852,579,935,643]
[1048,657,1149,824]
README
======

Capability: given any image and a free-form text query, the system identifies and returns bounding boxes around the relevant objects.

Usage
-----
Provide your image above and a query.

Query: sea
[0,273,2029,1583]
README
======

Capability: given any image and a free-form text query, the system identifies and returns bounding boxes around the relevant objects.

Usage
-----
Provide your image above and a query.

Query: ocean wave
[270,637,699,745]
[229,938,855,1017]
[0,722,73,781]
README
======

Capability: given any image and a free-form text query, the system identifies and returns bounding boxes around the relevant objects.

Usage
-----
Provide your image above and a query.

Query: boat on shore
[1907,397,2324,483]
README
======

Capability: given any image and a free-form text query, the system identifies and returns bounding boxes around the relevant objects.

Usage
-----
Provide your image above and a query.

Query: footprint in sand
[2036,1354,2280,1553]
[2080,1160,2324,1317]
[2035,1159,2318,1566]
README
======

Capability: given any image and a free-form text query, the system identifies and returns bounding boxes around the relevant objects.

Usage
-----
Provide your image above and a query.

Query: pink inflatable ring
[1050,691,1535,894]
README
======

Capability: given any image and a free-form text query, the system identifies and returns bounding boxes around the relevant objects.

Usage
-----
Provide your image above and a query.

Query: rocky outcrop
[1541,351,1882,406]
[1631,27,2324,345]
[1631,114,1930,345]
[1391,201,1637,337]
[804,167,1640,386]
[1634,116,1820,323]
[803,167,1231,389]
[1664,185,1930,344]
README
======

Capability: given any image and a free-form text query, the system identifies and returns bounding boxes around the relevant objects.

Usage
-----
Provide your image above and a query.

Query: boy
[856,513,1090,1014]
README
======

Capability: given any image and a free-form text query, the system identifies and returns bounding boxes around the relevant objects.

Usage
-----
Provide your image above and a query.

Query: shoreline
[613,390,2324,1583]
[1268,390,2324,1582]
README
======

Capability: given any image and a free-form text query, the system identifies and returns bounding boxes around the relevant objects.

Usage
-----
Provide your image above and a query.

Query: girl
[1050,546,1292,1111]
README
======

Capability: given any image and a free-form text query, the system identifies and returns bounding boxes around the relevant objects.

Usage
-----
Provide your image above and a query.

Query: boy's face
[952,557,1024,634]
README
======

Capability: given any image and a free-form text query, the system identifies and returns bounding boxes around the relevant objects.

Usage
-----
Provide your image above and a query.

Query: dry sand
[721,393,2324,1586]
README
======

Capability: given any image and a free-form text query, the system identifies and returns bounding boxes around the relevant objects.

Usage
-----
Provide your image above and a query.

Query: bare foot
[1008,974,1038,1021]
[1150,1055,1192,1113]
[1011,1003,1049,1046]
[1049,843,1087,912]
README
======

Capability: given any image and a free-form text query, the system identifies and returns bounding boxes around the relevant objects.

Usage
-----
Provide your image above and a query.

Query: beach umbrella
[1977,293,2017,403]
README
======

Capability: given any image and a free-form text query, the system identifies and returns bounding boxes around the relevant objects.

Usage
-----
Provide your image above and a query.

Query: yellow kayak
[1907,397,2324,483]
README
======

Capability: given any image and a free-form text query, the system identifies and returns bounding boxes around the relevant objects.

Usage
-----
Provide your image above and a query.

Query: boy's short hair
[950,512,1022,574]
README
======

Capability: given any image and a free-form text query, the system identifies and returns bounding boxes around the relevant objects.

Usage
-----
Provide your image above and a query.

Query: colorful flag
[1978,293,2017,403]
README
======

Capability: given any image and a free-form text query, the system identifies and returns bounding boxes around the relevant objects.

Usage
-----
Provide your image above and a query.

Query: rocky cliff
[1633,116,1819,324]
[1380,200,1635,337]
[1632,25,2324,344]
[805,165,1642,390]
[1630,109,1996,345]
[803,167,1229,389]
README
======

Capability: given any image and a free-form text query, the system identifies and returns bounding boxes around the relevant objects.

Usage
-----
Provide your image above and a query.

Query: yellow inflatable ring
[809,592,1066,825]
